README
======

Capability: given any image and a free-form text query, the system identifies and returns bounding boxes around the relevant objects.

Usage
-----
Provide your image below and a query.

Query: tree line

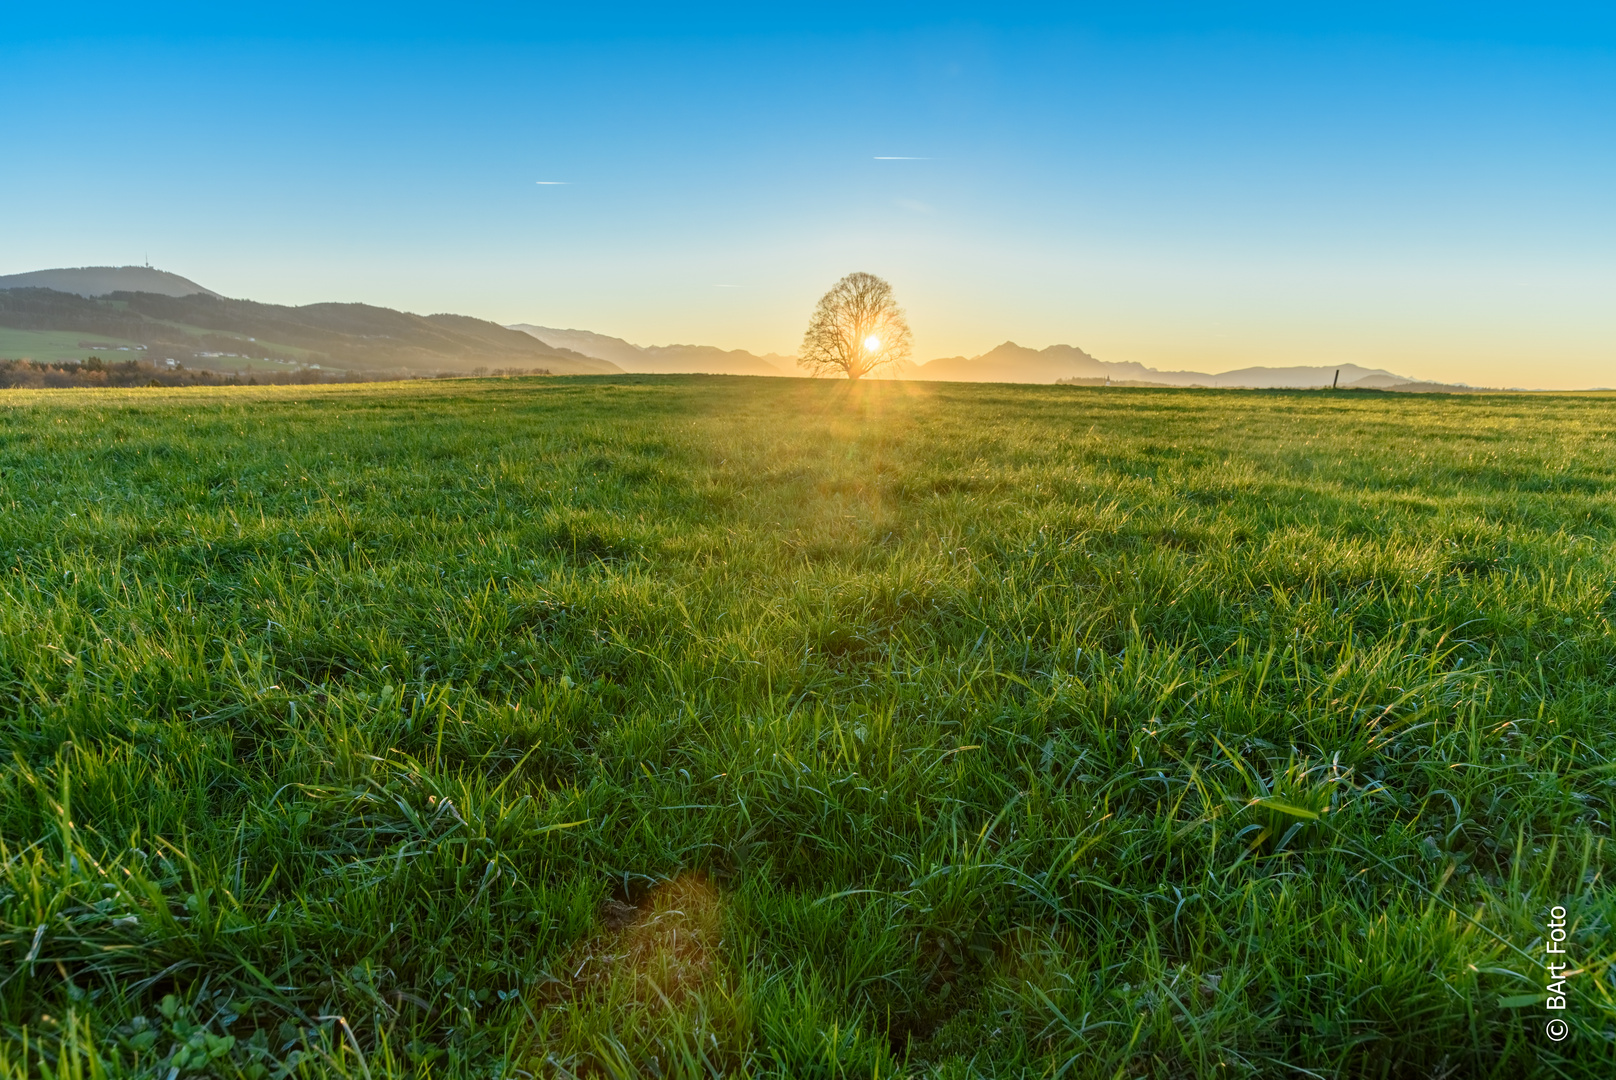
[0,357,552,390]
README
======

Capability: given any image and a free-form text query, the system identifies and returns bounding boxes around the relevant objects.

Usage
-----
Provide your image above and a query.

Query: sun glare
[864,335,881,352]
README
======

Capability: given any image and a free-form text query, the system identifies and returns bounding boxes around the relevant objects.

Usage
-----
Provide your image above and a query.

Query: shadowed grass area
[0,376,1612,1077]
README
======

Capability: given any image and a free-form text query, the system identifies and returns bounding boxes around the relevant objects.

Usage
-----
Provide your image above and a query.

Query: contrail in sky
[535,181,570,185]
[873,156,929,160]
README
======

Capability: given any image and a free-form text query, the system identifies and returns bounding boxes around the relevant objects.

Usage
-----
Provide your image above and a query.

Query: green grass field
[0,322,322,372]
[1,376,1612,1078]
[0,329,146,364]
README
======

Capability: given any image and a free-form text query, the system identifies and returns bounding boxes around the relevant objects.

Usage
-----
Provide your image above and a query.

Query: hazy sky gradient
[4,3,1613,387]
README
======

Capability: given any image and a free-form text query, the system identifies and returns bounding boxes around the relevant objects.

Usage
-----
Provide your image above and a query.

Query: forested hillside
[0,288,620,375]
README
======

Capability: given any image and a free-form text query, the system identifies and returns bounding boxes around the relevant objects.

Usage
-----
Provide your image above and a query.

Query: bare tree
[797,272,912,380]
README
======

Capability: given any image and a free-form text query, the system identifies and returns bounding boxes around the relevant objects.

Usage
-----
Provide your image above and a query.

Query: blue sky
[4,3,1613,386]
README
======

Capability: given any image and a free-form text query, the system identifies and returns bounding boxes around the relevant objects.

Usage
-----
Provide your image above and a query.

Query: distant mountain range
[526,331,1452,390]
[906,342,1418,389]
[2,265,1479,390]
[509,325,791,377]
[0,265,220,299]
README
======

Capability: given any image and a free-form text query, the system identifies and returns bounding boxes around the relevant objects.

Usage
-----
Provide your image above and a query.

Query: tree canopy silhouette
[797,272,912,381]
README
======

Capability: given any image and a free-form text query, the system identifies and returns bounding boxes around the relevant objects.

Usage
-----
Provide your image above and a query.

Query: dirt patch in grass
[563,872,725,1005]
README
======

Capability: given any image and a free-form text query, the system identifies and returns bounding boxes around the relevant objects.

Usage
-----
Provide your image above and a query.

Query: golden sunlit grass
[0,375,1612,1078]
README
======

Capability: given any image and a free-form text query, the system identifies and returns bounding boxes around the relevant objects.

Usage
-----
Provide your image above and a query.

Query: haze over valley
[1,265,1497,390]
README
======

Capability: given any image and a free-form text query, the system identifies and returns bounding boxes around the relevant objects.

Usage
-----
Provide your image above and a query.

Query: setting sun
[863,335,881,352]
